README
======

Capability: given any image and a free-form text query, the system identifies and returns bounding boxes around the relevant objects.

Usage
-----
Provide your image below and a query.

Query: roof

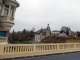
[52,30,60,32]
[11,0,19,4]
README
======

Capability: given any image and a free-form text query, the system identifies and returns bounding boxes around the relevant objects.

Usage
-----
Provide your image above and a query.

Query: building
[35,34,41,42]
[35,24,51,42]
[0,0,20,45]
[52,30,60,36]
[61,26,72,36]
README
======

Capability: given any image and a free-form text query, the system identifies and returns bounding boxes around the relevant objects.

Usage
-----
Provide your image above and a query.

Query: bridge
[0,43,80,59]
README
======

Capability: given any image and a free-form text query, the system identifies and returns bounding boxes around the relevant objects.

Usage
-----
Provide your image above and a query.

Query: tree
[22,29,26,34]
[8,28,35,43]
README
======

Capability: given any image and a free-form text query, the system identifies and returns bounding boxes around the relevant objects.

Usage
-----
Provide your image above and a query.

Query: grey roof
[11,0,19,4]
[52,30,60,32]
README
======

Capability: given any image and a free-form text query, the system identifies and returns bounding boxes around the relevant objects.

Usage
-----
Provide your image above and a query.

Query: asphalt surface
[2,52,80,60]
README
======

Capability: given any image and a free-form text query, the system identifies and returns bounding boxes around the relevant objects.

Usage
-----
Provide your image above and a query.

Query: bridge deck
[7,52,80,60]
[1,52,80,60]
[29,52,80,60]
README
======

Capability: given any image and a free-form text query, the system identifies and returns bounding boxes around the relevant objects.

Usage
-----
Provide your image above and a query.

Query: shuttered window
[0,31,6,37]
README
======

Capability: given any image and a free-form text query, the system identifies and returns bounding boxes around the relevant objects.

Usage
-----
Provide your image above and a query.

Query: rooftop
[11,0,19,4]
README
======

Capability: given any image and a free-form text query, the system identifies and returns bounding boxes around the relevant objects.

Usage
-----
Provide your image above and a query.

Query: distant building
[35,24,51,42]
[61,26,72,36]
[52,26,72,36]
[52,30,60,36]
[77,31,80,37]
[59,32,67,36]
[35,34,41,42]
[46,24,51,37]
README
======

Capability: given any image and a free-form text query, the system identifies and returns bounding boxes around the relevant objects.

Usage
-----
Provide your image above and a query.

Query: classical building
[35,24,51,42]
[0,0,20,45]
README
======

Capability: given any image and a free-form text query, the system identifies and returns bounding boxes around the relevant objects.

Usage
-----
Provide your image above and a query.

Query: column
[8,5,11,16]
[7,5,11,20]
[1,5,5,16]
[12,7,16,18]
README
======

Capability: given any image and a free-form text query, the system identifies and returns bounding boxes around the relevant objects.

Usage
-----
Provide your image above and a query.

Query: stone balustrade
[0,43,80,59]
[9,17,14,21]
[0,16,7,20]
[0,37,8,42]
[0,16,14,22]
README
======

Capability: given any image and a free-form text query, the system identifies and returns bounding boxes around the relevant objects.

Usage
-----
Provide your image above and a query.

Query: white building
[0,0,20,45]
[35,34,41,42]
[52,30,60,36]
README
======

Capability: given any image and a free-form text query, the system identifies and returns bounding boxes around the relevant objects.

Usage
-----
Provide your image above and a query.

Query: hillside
[41,36,76,43]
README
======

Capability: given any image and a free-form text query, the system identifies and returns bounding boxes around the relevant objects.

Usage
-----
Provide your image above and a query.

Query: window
[4,5,9,16]
[0,31,6,37]
[4,9,8,16]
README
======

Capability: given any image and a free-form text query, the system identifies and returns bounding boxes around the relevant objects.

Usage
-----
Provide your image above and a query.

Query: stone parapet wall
[0,43,80,59]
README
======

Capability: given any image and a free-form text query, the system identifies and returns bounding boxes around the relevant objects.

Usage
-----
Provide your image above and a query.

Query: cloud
[11,0,80,32]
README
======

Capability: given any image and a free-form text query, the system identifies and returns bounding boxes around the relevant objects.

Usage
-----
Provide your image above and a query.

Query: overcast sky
[11,0,80,32]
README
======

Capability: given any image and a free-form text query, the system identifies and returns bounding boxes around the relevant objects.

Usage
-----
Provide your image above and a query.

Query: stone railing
[9,17,14,21]
[0,16,14,22]
[0,16,7,20]
[0,37,8,42]
[0,43,80,59]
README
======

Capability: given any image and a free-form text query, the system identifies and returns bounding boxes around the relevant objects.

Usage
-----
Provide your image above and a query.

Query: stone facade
[0,0,19,44]
[61,26,72,36]
[35,24,51,42]
[52,30,60,36]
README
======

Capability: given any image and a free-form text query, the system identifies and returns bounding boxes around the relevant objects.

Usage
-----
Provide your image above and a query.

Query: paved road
[3,52,80,60]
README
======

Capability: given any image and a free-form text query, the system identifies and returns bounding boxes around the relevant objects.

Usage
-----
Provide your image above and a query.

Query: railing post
[74,44,76,49]
[57,44,58,50]
[0,45,4,55]
[34,44,36,52]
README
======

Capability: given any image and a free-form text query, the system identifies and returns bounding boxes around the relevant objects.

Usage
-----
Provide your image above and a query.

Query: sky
[11,0,80,32]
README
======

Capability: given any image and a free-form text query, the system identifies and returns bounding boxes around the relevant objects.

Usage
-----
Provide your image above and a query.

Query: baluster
[41,46,43,51]
[25,46,26,52]
[7,47,9,53]
[11,46,12,53]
